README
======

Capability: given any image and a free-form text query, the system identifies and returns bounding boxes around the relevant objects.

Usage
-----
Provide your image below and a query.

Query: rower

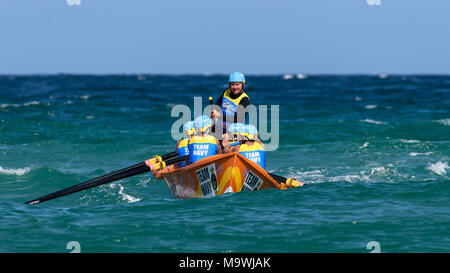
[211,72,251,135]
[187,115,222,165]
[222,123,245,153]
[231,124,266,169]
[176,121,194,168]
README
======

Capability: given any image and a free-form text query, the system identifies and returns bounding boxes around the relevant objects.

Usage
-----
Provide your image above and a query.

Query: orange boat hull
[156,153,286,199]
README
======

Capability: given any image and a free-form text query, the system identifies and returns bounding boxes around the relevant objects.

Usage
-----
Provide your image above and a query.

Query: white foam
[365,105,378,109]
[283,74,294,80]
[359,142,369,149]
[296,73,307,79]
[370,167,386,175]
[360,119,388,125]
[329,174,369,183]
[435,119,450,126]
[80,95,90,100]
[23,101,41,106]
[379,74,388,79]
[427,162,449,176]
[354,96,362,101]
[400,139,420,143]
[0,166,31,176]
[85,115,95,120]
[110,184,141,203]
[409,152,433,157]
[1,101,42,108]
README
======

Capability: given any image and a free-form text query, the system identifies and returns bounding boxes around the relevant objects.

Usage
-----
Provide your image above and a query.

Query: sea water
[0,74,449,252]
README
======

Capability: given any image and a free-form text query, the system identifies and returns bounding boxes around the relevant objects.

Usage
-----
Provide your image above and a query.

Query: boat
[25,152,303,205]
[155,152,292,199]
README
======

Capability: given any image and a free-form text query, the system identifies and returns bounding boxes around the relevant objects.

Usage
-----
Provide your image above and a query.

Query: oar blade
[25,162,149,205]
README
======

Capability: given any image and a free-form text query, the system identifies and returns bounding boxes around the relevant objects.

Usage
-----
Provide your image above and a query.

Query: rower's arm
[216,140,223,154]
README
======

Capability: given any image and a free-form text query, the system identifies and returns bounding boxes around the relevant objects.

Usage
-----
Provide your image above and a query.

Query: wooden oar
[25,155,188,205]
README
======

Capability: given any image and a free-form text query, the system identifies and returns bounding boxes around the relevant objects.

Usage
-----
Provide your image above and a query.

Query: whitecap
[434,119,450,126]
[354,96,362,101]
[23,101,41,106]
[329,174,369,183]
[399,139,420,143]
[296,73,307,79]
[110,184,141,203]
[427,162,449,176]
[0,166,32,176]
[365,105,378,109]
[359,142,369,149]
[409,152,433,157]
[379,74,388,79]
[360,119,388,125]
[85,115,95,120]
[283,74,294,80]
[80,95,91,100]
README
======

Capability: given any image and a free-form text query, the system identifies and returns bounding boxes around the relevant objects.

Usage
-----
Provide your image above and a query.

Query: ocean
[0,74,449,253]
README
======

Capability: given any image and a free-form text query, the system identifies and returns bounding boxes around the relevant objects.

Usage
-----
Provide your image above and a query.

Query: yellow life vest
[221,88,249,124]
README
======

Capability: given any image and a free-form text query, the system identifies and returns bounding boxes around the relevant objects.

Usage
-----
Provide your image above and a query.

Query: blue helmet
[193,115,213,133]
[229,72,246,85]
[227,123,245,134]
[241,124,258,140]
[183,121,194,136]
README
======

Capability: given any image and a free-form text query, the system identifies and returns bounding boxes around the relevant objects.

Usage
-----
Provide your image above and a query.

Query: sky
[1,0,450,75]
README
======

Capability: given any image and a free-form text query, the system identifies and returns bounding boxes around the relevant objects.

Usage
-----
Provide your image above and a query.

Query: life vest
[221,88,249,126]
[177,139,189,167]
[239,142,266,169]
[188,135,218,164]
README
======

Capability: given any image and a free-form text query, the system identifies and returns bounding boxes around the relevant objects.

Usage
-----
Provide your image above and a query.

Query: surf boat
[25,151,303,205]
[154,152,302,199]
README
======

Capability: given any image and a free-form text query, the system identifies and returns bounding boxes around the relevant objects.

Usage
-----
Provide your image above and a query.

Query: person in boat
[222,122,245,153]
[211,72,251,135]
[176,121,194,168]
[187,115,222,165]
[231,124,266,169]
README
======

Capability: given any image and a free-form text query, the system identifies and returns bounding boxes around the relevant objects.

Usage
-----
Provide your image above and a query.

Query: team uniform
[176,139,189,167]
[238,142,266,169]
[188,135,218,164]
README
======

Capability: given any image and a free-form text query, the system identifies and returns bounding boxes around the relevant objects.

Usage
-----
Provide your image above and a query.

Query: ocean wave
[365,105,378,109]
[287,165,411,184]
[1,101,47,109]
[0,166,32,176]
[109,184,141,203]
[427,162,449,176]
[409,152,433,157]
[296,74,307,79]
[359,142,369,149]
[399,139,420,143]
[434,119,450,126]
[283,74,294,80]
[360,119,388,125]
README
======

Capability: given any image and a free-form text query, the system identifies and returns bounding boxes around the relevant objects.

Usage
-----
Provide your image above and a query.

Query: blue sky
[1,0,450,74]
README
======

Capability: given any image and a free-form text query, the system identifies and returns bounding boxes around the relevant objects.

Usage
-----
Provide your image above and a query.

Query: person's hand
[211,109,220,119]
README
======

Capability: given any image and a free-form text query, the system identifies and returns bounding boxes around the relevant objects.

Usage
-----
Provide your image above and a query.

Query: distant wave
[365,105,378,109]
[1,101,42,108]
[0,166,32,176]
[283,74,294,80]
[360,119,388,125]
[359,142,369,149]
[400,139,420,143]
[409,152,433,157]
[434,119,450,126]
[427,162,449,176]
